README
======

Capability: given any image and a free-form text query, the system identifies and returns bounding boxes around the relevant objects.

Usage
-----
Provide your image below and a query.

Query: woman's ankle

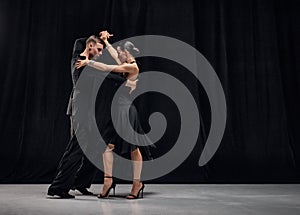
[103,176,113,185]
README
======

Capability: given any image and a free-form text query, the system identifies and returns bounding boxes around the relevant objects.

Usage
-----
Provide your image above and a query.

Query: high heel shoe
[97,176,116,198]
[126,182,145,199]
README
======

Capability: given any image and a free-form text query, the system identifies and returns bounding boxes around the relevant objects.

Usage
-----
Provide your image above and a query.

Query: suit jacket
[66,38,126,116]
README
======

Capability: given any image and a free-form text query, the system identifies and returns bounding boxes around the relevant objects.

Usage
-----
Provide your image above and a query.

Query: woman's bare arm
[106,43,122,65]
[99,31,122,65]
[88,60,138,74]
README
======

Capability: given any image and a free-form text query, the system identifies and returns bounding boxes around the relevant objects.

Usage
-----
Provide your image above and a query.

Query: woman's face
[117,46,128,63]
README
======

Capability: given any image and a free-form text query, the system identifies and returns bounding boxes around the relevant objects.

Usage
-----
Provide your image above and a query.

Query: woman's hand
[99,30,113,43]
[76,49,89,69]
[125,79,138,94]
[76,58,89,69]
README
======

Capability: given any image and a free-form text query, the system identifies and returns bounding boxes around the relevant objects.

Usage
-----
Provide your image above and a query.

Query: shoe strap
[104,176,113,178]
[128,194,137,198]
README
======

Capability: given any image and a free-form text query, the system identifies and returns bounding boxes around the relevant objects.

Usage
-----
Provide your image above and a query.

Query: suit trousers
[48,117,98,192]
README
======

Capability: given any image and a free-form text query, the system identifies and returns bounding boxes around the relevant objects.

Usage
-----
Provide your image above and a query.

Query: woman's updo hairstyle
[119,41,140,57]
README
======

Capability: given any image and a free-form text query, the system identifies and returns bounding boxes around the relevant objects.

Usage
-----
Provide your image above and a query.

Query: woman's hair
[118,41,140,56]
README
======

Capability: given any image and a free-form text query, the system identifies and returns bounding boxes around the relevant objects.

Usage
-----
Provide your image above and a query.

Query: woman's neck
[126,57,135,64]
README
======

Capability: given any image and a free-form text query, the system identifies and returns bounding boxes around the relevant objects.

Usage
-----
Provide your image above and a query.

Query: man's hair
[85,35,106,49]
[86,35,100,45]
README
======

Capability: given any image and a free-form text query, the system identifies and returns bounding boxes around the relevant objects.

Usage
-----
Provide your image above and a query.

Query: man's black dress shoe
[47,189,75,199]
[75,187,94,195]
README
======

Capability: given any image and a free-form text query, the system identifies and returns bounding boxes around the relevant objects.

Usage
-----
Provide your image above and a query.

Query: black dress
[96,75,155,161]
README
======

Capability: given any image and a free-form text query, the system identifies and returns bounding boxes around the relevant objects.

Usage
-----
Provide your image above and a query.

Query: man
[69,36,105,196]
[47,35,130,198]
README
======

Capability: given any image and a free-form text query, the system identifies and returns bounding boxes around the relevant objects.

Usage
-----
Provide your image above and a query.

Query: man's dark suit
[48,38,126,195]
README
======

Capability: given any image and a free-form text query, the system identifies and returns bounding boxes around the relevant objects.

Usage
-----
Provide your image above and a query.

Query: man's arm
[71,38,87,75]
[72,37,87,59]
[105,72,126,84]
[71,36,133,88]
[105,72,137,93]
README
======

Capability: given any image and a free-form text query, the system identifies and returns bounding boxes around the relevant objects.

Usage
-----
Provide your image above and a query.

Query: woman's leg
[131,148,143,179]
[101,144,115,194]
[127,148,144,198]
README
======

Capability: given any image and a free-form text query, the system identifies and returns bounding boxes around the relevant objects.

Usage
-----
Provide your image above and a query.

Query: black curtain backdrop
[0,0,299,183]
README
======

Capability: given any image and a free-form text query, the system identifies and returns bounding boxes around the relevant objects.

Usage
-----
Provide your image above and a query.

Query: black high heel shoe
[126,182,145,199]
[97,176,116,198]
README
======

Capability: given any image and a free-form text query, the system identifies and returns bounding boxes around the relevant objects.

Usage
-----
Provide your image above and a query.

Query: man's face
[88,42,103,59]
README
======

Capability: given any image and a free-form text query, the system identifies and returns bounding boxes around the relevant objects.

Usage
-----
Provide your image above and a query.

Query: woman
[76,37,153,199]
